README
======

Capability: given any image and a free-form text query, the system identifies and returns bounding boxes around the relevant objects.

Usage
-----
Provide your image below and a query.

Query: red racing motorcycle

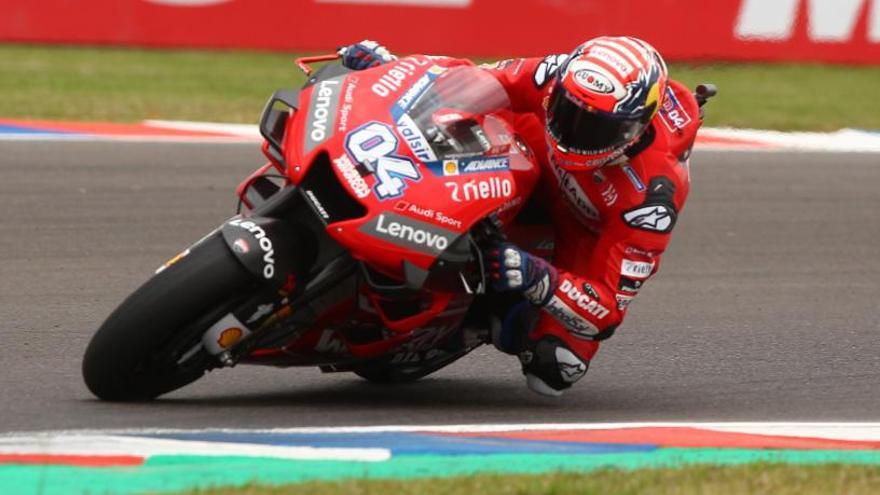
[82,55,542,400]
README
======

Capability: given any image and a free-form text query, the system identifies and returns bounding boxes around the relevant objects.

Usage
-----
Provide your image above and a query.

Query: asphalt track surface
[1,141,878,433]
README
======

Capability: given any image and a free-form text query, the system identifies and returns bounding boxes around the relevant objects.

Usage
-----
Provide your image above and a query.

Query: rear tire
[82,232,254,401]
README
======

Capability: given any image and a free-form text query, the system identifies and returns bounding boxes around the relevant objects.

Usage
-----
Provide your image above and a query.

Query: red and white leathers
[482,55,701,383]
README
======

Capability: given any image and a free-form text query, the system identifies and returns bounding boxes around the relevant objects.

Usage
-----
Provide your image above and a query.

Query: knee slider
[520,336,590,396]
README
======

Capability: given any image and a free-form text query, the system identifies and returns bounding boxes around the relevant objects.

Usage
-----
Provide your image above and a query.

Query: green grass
[4,43,880,131]
[176,464,880,495]
[669,63,880,131]
[0,44,304,123]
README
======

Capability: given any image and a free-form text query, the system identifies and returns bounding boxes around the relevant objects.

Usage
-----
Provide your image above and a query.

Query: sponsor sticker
[332,154,371,199]
[555,347,588,383]
[227,218,276,279]
[659,87,693,132]
[582,283,600,300]
[304,77,342,153]
[360,212,457,256]
[587,45,634,77]
[426,156,510,176]
[345,122,421,200]
[601,183,618,206]
[550,158,600,221]
[574,69,615,94]
[533,54,569,88]
[559,279,610,319]
[393,200,463,230]
[395,73,432,112]
[396,113,438,163]
[216,327,244,349]
[545,296,600,339]
[232,239,249,254]
[390,66,446,121]
[622,204,675,233]
[442,160,460,176]
[337,75,358,133]
[621,259,654,279]
[625,246,660,258]
[461,156,509,173]
[445,177,513,202]
[618,276,643,294]
[304,189,330,220]
[370,57,431,98]
[616,293,635,310]
[622,165,646,192]
[202,313,251,355]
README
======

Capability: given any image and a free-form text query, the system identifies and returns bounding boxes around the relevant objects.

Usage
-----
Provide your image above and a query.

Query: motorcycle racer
[339,38,702,396]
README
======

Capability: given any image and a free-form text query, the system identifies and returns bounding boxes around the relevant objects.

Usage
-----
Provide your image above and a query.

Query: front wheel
[82,232,255,401]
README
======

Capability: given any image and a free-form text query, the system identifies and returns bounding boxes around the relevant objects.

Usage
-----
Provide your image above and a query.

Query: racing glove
[485,242,557,307]
[337,40,396,70]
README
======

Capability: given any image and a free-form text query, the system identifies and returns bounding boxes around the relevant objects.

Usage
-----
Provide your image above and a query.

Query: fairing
[285,58,540,278]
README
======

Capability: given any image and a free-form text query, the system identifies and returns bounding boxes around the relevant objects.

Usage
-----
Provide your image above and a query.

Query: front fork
[199,183,353,367]
[203,252,358,367]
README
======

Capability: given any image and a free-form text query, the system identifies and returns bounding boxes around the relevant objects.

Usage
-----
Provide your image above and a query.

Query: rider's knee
[520,336,590,397]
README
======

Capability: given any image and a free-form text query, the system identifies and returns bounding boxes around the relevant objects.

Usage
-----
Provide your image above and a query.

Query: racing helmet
[546,36,668,170]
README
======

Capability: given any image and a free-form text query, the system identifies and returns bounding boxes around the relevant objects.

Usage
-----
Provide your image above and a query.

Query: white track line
[0,434,390,462]
[144,119,262,139]
[702,128,880,153]
[0,134,258,143]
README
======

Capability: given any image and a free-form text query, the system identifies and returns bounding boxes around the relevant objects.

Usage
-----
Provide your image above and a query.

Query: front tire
[82,232,255,401]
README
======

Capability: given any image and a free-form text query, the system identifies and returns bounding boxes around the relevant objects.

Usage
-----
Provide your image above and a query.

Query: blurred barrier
[3,0,879,63]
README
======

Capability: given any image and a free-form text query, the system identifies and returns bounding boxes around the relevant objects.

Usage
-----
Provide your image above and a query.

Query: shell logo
[443,161,459,176]
[217,327,244,349]
[145,0,233,6]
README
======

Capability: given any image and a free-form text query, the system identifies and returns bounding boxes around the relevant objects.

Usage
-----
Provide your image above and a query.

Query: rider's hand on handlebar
[485,242,557,307]
[337,40,397,70]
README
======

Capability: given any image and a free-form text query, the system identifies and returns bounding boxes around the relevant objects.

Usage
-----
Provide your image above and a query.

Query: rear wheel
[82,232,255,401]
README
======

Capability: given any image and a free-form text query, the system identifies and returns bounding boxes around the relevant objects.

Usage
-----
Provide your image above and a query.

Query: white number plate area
[345,122,421,200]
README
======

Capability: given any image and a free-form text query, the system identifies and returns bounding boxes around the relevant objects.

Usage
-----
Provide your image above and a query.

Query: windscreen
[399,66,513,161]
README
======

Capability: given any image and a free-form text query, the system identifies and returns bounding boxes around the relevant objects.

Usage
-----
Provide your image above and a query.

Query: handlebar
[695,83,717,107]
[295,54,341,76]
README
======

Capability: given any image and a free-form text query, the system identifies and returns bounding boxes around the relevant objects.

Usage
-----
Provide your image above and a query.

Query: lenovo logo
[304,78,341,153]
[360,213,456,256]
[736,0,880,42]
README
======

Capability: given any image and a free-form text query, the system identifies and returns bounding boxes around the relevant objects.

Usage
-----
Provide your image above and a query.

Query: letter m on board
[735,0,880,42]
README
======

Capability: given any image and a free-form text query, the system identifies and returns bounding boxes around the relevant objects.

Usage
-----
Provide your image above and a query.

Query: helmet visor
[547,86,647,154]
